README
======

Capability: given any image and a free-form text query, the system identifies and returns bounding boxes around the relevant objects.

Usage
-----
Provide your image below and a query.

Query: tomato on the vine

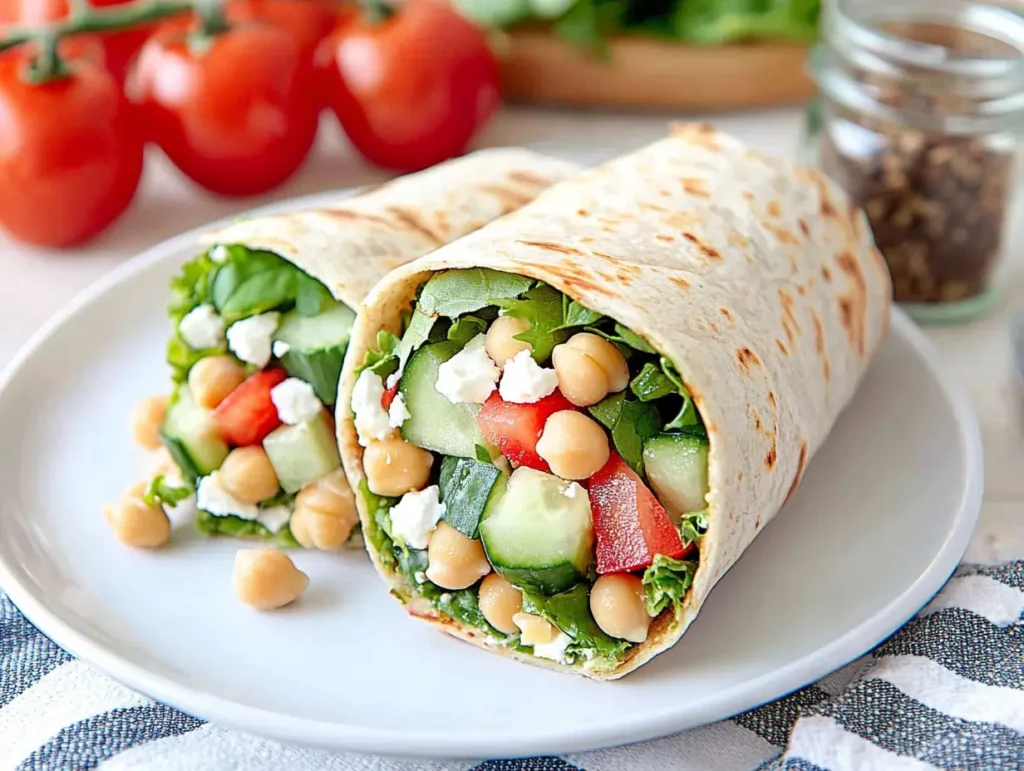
[0,0,165,82]
[130,18,320,197]
[318,0,501,172]
[225,0,340,62]
[0,47,143,247]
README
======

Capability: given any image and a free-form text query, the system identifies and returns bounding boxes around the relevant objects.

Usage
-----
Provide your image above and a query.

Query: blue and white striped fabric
[2,561,1021,771]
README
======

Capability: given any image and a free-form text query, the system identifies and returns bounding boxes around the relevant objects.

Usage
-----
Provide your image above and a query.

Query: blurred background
[0,0,1022,557]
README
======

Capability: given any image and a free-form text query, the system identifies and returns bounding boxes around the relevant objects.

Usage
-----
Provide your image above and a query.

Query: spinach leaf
[439,456,504,539]
[211,249,297,322]
[588,392,624,430]
[679,510,709,546]
[418,268,534,318]
[642,555,697,616]
[448,315,487,347]
[436,589,495,634]
[498,284,569,362]
[142,475,192,508]
[589,392,660,474]
[295,272,336,317]
[196,511,300,548]
[584,322,655,355]
[475,444,494,464]
[523,584,630,661]
[660,358,702,431]
[630,362,675,402]
[166,250,222,383]
[360,331,401,380]
[395,308,438,371]
[561,296,604,328]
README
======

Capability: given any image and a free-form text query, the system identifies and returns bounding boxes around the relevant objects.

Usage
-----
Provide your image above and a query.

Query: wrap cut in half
[151,149,579,551]
[337,125,892,679]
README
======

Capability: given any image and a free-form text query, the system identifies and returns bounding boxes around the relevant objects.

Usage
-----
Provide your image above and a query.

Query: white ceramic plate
[0,195,983,759]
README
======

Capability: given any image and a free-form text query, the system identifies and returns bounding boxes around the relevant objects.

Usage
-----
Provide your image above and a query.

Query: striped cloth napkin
[1,561,1021,771]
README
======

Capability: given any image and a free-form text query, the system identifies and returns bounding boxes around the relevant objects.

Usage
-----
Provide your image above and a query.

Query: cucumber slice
[274,304,355,405]
[160,387,229,483]
[398,341,493,459]
[479,467,594,595]
[439,456,506,539]
[642,433,709,517]
[263,412,341,493]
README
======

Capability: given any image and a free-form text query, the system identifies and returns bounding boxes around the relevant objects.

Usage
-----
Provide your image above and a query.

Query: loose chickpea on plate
[233,548,309,610]
[104,481,171,549]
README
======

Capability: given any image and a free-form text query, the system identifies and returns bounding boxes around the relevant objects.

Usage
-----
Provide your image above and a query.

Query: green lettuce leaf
[166,250,223,383]
[498,284,569,362]
[210,247,333,324]
[630,361,676,402]
[196,511,300,548]
[679,510,709,545]
[359,330,401,380]
[660,358,702,431]
[142,475,193,508]
[523,584,630,661]
[642,555,697,616]
[589,393,660,475]
[585,322,655,355]
[447,315,488,347]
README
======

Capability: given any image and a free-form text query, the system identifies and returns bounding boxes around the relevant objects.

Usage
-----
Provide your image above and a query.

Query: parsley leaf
[142,475,193,508]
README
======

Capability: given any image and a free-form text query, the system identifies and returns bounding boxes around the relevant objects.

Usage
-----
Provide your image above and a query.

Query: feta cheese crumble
[272,340,291,358]
[209,244,230,263]
[179,305,224,350]
[196,472,291,533]
[388,392,411,428]
[227,312,280,368]
[532,632,572,663]
[389,485,445,549]
[498,349,558,403]
[352,369,392,447]
[435,334,500,404]
[414,571,427,584]
[271,378,322,425]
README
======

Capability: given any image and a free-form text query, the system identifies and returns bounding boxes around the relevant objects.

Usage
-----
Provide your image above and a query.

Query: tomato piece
[381,383,398,411]
[225,0,339,64]
[477,391,574,472]
[589,452,686,574]
[317,0,501,172]
[130,18,319,196]
[0,49,143,247]
[214,369,287,446]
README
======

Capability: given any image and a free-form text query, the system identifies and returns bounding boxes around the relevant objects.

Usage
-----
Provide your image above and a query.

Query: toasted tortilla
[200,148,581,310]
[337,125,892,678]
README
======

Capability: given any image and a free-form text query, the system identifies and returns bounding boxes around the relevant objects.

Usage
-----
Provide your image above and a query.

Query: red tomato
[226,0,339,62]
[318,0,501,172]
[589,452,687,574]
[214,369,287,446]
[477,391,575,472]
[0,49,143,247]
[130,18,319,196]
[381,383,398,411]
[0,0,166,82]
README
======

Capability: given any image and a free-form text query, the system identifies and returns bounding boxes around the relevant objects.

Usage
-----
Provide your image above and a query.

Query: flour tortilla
[200,148,581,309]
[337,124,892,678]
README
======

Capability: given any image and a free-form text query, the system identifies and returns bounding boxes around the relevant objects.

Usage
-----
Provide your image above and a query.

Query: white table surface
[1,105,1021,563]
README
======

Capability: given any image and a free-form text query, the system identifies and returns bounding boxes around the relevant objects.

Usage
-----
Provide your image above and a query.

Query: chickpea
[425,522,491,589]
[291,470,359,550]
[590,574,651,643]
[484,315,532,367]
[104,481,171,548]
[219,446,280,504]
[363,436,433,497]
[551,332,630,407]
[512,612,557,645]
[535,410,610,480]
[131,395,168,450]
[478,573,523,634]
[233,548,309,610]
[188,355,246,410]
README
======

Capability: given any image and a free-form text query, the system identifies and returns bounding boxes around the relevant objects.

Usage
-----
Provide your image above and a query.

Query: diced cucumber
[479,467,594,595]
[160,387,229,483]
[398,341,493,459]
[263,412,341,493]
[642,433,710,518]
[439,456,506,539]
[273,304,355,405]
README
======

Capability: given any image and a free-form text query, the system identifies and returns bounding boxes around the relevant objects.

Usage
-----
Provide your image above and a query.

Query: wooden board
[496,30,816,111]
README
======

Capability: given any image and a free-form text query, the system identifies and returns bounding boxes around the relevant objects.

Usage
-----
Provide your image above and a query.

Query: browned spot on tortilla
[736,347,762,374]
[742,190,755,202]
[836,250,869,357]
[388,206,444,243]
[785,442,809,502]
[682,232,722,261]
[768,391,777,411]
[602,226,619,234]
[755,516,762,529]
[597,269,617,283]
[787,253,798,273]
[764,220,800,246]
[812,311,831,381]
[776,339,788,356]
[821,198,838,218]
[797,285,806,296]
[728,232,749,248]
[615,268,636,285]
[577,209,590,217]
[579,237,596,244]
[799,218,811,237]
[779,289,801,347]
[670,276,691,290]
[659,189,672,197]
[672,122,723,151]
[517,240,587,258]
[323,208,401,230]
[821,265,832,283]
[709,321,719,333]
[480,184,533,213]
[738,470,744,483]
[656,234,675,242]
[640,202,669,214]
[765,445,777,470]
[531,261,619,299]
[767,200,782,218]
[681,178,710,198]
[720,307,734,323]
[508,170,549,187]
[754,415,762,431]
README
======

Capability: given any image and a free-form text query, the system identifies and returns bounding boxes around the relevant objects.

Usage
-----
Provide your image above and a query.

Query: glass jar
[804,0,1024,324]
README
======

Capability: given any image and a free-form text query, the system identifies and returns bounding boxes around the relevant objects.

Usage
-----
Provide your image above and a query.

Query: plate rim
[0,200,984,758]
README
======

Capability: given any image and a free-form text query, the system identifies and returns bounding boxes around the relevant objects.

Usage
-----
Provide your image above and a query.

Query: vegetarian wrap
[337,125,891,678]
[125,149,578,553]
